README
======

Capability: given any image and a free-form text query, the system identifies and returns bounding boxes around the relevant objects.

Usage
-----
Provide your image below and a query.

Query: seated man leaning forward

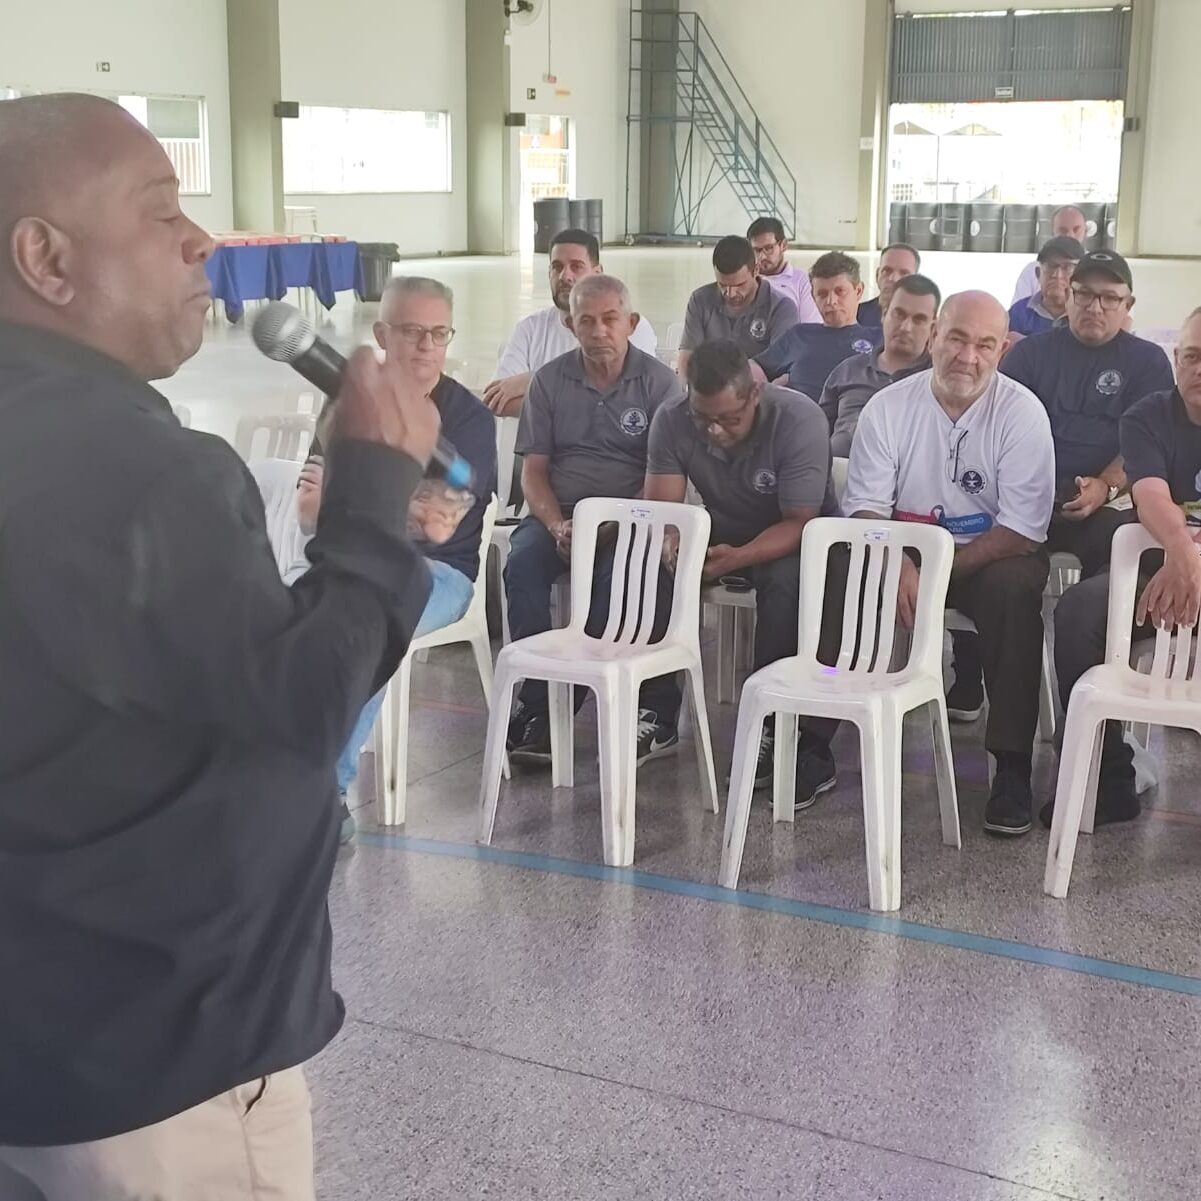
[752,250,876,421]
[677,235,798,377]
[505,273,685,766]
[1047,307,1201,830]
[823,272,939,459]
[842,291,1055,837]
[484,226,657,417]
[644,339,838,807]
[296,276,498,838]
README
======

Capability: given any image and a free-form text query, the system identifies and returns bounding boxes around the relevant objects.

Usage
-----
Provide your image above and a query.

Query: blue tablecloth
[205,242,365,322]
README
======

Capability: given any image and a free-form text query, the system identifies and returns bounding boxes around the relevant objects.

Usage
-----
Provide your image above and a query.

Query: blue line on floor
[355,832,1201,998]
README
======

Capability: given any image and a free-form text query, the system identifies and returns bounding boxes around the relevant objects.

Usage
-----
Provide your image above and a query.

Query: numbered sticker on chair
[865,527,891,542]
[631,506,653,521]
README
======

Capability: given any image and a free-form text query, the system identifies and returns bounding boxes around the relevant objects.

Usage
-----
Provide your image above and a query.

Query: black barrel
[1075,201,1107,251]
[1002,204,1038,254]
[1035,203,1061,245]
[965,203,1004,252]
[888,202,907,245]
[533,197,570,254]
[934,203,965,252]
[1103,203,1118,250]
[584,198,604,244]
[568,199,588,230]
[905,203,939,252]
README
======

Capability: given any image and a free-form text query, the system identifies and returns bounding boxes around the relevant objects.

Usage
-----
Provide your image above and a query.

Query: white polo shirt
[495,305,657,378]
[842,367,1054,545]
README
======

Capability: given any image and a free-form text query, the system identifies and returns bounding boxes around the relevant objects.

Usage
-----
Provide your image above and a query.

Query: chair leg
[469,630,509,780]
[772,711,798,825]
[596,684,639,866]
[549,680,575,789]
[379,656,412,828]
[719,696,770,888]
[716,606,736,704]
[1079,718,1104,836]
[478,663,519,846]
[928,698,961,849]
[1038,635,1056,743]
[683,664,719,814]
[858,712,902,912]
[496,544,512,645]
[372,679,392,825]
[1044,707,1104,897]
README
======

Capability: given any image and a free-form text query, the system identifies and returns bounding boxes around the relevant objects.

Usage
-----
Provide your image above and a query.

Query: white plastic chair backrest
[665,322,685,352]
[1105,522,1200,683]
[567,497,710,648]
[831,457,849,510]
[495,416,521,511]
[234,413,315,462]
[172,403,192,429]
[458,495,500,625]
[797,517,954,677]
[247,457,309,580]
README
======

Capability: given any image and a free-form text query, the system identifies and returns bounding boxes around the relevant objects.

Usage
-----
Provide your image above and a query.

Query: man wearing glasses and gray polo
[644,340,837,809]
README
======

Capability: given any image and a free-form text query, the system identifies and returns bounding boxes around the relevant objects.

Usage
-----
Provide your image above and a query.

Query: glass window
[282,106,452,194]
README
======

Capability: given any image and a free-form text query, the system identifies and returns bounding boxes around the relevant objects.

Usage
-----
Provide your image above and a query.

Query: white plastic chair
[662,321,686,368]
[373,496,504,827]
[490,416,525,644]
[831,456,849,511]
[172,403,192,429]
[234,412,315,462]
[479,497,719,866]
[246,458,311,582]
[1045,523,1201,898]
[720,518,960,912]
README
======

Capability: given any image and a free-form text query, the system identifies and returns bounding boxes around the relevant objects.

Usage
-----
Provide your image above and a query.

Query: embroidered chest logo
[1096,369,1123,396]
[619,407,649,436]
[752,468,778,494]
[959,468,986,496]
[749,318,768,341]
[852,339,874,355]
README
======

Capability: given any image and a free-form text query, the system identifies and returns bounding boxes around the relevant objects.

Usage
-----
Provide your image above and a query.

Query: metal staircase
[625,9,797,240]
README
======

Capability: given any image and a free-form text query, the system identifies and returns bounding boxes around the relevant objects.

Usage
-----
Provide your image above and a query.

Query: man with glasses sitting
[297,276,497,838]
[1006,236,1085,337]
[944,253,1175,725]
[843,292,1055,836]
[505,274,684,766]
[747,216,821,324]
[644,340,838,807]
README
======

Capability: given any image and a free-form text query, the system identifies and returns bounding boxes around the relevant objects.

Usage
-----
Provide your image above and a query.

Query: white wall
[1138,0,1201,257]
[278,0,468,254]
[508,0,632,243]
[0,0,233,232]
[658,1,867,246]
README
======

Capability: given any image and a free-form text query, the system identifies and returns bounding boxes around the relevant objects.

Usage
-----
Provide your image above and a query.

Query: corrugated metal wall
[892,7,1132,104]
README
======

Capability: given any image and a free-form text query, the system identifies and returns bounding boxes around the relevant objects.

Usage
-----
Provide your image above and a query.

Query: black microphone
[251,301,474,490]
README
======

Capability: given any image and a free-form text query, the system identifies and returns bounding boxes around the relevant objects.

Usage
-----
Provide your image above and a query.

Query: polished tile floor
[163,248,1201,1201]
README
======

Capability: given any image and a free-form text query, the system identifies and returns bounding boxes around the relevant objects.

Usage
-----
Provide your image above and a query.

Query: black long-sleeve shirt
[0,321,431,1146]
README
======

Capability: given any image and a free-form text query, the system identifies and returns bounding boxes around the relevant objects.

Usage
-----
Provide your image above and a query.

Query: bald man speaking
[0,95,437,1198]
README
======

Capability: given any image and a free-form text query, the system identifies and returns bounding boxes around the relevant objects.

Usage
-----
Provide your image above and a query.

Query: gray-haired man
[506,274,685,765]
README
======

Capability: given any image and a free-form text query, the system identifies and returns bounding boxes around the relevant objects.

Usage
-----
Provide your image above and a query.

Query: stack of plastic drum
[1002,205,1039,254]
[533,198,571,254]
[965,203,1004,252]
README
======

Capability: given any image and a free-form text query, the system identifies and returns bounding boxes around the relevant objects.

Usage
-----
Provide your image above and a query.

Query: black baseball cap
[1037,236,1086,264]
[1072,250,1133,291]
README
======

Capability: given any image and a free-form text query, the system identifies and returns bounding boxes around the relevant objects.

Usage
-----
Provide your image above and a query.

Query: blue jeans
[502,516,680,725]
[335,560,475,794]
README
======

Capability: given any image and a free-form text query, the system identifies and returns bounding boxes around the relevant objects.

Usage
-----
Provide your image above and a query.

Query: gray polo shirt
[680,280,798,358]
[647,384,834,547]
[517,345,684,506]
[822,348,932,458]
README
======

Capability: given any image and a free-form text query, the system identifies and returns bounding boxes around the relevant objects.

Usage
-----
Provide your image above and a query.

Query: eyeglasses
[752,241,782,256]
[688,392,753,431]
[382,322,456,346]
[947,427,968,485]
[1069,285,1127,312]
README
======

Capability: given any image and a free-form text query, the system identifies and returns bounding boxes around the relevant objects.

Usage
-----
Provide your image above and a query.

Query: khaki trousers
[0,1066,313,1201]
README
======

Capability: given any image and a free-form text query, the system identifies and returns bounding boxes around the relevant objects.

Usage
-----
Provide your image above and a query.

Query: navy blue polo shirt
[1001,326,1175,485]
[755,323,877,413]
[1121,389,1201,522]
[416,375,498,580]
[1007,295,1058,337]
[857,297,883,329]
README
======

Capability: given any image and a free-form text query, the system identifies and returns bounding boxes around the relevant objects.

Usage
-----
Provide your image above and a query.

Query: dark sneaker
[338,799,356,845]
[1039,775,1141,830]
[945,672,985,723]
[636,709,679,767]
[794,736,837,812]
[723,725,775,791]
[507,712,552,765]
[984,766,1033,836]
